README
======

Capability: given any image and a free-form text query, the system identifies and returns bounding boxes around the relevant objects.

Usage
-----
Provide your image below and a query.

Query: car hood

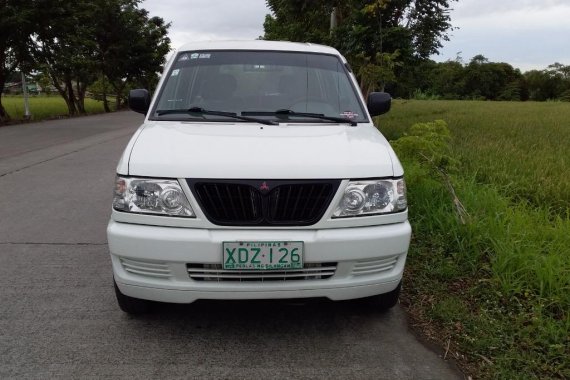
[127,121,396,179]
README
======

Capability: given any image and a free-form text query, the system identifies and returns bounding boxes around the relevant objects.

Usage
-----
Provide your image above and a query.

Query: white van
[108,40,411,314]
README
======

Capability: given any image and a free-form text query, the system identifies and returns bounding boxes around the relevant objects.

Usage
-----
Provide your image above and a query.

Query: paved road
[0,112,462,379]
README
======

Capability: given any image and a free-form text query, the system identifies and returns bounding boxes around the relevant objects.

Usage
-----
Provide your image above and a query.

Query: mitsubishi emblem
[259,181,270,192]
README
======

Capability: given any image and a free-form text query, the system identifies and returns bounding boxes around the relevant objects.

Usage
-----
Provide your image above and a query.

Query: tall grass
[380,100,570,217]
[1,95,110,122]
[379,103,570,378]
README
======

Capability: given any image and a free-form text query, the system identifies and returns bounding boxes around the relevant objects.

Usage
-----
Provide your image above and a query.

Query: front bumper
[107,220,411,303]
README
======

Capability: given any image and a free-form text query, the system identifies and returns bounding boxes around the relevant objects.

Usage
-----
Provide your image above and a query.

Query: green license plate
[222,241,304,270]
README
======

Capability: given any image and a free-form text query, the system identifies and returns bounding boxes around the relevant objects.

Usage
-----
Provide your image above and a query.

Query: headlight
[113,176,195,217]
[333,178,407,217]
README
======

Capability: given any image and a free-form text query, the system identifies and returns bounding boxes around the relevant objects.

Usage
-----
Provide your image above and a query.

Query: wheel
[361,281,402,311]
[114,279,152,315]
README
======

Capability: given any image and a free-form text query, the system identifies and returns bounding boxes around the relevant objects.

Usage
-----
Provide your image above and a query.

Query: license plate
[222,241,303,270]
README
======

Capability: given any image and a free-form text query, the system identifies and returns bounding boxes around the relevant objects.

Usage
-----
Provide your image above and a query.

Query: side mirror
[128,89,151,115]
[367,92,391,117]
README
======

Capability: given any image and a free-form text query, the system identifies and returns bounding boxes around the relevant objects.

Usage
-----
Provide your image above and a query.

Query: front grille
[187,263,337,282]
[268,184,335,222]
[193,183,262,223]
[189,179,340,226]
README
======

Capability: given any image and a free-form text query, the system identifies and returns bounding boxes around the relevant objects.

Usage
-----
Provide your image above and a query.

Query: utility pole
[330,7,337,34]
[21,72,31,120]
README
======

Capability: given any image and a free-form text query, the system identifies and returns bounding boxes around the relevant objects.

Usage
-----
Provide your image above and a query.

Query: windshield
[151,50,368,123]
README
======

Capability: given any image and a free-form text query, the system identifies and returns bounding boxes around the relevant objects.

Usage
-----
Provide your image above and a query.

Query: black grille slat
[224,185,239,221]
[309,184,330,217]
[190,180,339,226]
[278,185,292,220]
[290,185,304,220]
[213,184,228,219]
[236,185,247,220]
[300,185,316,220]
[202,185,220,218]
[250,187,260,219]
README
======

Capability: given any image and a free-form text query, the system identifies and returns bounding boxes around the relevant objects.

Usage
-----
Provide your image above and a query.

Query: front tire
[362,281,402,311]
[114,280,152,315]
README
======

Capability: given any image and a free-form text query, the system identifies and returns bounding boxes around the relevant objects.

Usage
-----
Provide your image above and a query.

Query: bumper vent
[352,256,399,277]
[120,258,171,279]
[187,263,337,282]
[189,179,340,226]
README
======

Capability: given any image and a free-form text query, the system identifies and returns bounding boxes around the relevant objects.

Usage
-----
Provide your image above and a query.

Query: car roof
[176,40,343,57]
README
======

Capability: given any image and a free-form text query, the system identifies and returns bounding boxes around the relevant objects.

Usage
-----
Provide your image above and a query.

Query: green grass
[1,95,112,122]
[376,101,570,378]
[380,100,570,217]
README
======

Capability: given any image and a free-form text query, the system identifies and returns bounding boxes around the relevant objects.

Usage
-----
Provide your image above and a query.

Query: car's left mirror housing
[367,92,391,117]
[129,89,151,115]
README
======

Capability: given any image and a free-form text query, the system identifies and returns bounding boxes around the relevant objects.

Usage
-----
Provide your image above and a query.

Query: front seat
[200,74,243,111]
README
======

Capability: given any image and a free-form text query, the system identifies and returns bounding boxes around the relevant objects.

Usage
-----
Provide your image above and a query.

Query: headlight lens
[333,178,407,217]
[113,176,195,217]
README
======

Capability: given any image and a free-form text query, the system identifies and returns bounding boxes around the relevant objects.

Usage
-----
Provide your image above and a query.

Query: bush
[412,89,441,100]
[388,118,570,378]
[559,89,570,102]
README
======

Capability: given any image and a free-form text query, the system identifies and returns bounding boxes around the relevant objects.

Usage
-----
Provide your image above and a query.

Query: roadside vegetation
[378,100,570,378]
[2,95,114,122]
[1,0,170,124]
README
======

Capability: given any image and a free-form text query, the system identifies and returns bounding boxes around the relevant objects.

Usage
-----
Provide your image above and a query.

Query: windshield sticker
[178,54,189,61]
[340,111,359,119]
[190,53,199,59]
[198,53,211,59]
[171,69,180,76]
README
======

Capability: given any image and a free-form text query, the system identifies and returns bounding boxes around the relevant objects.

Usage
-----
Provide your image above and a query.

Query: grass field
[1,95,112,122]
[376,100,570,378]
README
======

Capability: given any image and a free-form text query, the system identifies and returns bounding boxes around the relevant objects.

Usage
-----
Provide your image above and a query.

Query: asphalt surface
[0,112,462,379]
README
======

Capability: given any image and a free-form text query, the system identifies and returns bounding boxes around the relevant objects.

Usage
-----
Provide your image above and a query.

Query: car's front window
[151,50,367,123]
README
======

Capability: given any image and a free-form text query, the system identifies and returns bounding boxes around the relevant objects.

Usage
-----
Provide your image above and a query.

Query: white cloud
[451,0,569,19]
[436,0,570,70]
[142,0,269,50]
[456,3,570,31]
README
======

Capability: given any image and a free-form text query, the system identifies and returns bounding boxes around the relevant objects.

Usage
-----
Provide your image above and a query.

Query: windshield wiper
[242,109,357,126]
[156,107,277,126]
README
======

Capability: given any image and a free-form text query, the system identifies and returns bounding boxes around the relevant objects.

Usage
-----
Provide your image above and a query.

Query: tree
[31,0,99,115]
[390,58,437,98]
[94,0,170,110]
[264,0,457,96]
[263,0,333,44]
[356,50,401,94]
[332,0,456,60]
[546,63,570,100]
[0,0,37,122]
[30,0,169,115]
[547,62,570,80]
[429,60,465,99]
[462,55,522,100]
[524,67,568,101]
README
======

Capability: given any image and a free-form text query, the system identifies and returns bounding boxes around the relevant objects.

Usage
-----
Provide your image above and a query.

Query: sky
[142,0,570,72]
